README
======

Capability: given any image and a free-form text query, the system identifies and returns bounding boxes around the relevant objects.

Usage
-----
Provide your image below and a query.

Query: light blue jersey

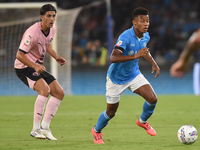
[107,26,150,84]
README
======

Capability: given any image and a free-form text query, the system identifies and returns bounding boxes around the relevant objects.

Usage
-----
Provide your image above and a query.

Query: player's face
[41,11,56,29]
[132,15,150,34]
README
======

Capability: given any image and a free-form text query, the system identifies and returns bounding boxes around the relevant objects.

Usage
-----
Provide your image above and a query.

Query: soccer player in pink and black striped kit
[14,4,66,140]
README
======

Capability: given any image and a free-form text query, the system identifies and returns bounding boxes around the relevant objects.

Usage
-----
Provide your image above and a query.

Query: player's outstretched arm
[179,29,200,62]
[143,51,160,78]
[46,44,66,66]
[170,28,200,77]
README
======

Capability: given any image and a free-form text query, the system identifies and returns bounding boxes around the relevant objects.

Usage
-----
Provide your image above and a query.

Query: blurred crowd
[1,0,200,67]
[71,0,200,66]
[64,0,200,67]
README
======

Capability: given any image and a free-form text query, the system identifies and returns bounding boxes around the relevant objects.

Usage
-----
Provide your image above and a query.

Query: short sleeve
[19,32,34,53]
[114,33,130,53]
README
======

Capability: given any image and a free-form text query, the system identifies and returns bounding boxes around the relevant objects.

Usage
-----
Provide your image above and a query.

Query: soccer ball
[177,125,198,144]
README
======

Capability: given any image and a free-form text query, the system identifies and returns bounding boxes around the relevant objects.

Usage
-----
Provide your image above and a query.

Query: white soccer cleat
[40,127,57,140]
[30,129,46,139]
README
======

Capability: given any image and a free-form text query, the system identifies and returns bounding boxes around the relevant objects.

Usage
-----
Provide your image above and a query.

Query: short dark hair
[40,4,57,15]
[132,7,149,20]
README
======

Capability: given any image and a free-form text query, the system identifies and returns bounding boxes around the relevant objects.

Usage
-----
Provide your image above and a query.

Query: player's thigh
[134,84,157,103]
[106,76,128,104]
[128,74,149,92]
[34,78,50,96]
[128,74,157,103]
[40,71,64,99]
[15,67,43,90]
[49,80,65,100]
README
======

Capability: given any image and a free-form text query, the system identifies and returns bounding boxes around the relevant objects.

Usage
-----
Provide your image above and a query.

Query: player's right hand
[135,48,149,59]
[34,64,46,73]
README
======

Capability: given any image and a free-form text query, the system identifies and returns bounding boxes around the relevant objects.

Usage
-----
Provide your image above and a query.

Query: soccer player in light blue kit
[91,7,160,144]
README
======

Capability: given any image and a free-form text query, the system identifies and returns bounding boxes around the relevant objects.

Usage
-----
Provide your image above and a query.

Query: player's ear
[40,15,44,21]
[132,20,136,26]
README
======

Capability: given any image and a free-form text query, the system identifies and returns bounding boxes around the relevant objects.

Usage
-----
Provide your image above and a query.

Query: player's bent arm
[46,43,58,59]
[110,49,136,63]
[179,29,200,63]
[143,52,158,68]
[143,52,160,78]
[16,50,45,73]
[110,48,149,63]
[16,50,38,69]
[46,44,66,65]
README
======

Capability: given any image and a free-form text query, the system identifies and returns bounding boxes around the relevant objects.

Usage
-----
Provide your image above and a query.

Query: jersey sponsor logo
[116,40,122,47]
[33,72,40,76]
[131,44,135,47]
[128,50,137,55]
[24,39,30,46]
[128,50,134,55]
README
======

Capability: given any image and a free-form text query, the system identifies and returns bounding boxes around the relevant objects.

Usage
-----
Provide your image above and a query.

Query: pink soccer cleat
[91,127,104,144]
[136,119,156,136]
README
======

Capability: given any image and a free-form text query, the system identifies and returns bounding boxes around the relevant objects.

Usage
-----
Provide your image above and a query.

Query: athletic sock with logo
[41,96,61,129]
[33,95,48,130]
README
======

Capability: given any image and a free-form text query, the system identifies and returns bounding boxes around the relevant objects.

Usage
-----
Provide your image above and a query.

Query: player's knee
[52,89,65,100]
[37,86,50,97]
[148,95,157,104]
[59,89,65,100]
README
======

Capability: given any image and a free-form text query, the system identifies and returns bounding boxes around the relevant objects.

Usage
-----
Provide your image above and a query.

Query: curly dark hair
[132,7,149,20]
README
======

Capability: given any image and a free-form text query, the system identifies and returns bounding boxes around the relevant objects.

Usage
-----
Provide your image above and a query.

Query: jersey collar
[38,22,50,37]
[131,26,145,38]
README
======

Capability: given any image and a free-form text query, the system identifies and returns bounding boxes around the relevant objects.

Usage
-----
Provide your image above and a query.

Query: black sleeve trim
[19,49,28,54]
[114,46,124,53]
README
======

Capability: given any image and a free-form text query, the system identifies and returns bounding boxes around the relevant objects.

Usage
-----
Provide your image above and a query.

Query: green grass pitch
[0,95,199,150]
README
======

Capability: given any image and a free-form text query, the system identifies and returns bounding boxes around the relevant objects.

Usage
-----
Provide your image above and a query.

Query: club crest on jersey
[24,39,30,46]
[116,40,122,47]
[32,72,40,76]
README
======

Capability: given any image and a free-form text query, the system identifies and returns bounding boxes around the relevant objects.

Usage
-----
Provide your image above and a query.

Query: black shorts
[15,67,56,89]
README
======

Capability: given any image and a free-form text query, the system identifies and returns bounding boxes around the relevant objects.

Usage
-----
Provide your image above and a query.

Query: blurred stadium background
[0,0,199,95]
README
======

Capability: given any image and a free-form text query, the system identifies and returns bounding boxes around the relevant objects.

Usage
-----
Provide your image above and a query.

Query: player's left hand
[152,65,160,78]
[56,56,66,66]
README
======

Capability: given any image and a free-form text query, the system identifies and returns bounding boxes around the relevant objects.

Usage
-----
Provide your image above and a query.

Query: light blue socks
[140,101,157,122]
[94,110,111,132]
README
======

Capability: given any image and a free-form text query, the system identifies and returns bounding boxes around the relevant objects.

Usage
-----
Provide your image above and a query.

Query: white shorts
[106,73,150,104]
